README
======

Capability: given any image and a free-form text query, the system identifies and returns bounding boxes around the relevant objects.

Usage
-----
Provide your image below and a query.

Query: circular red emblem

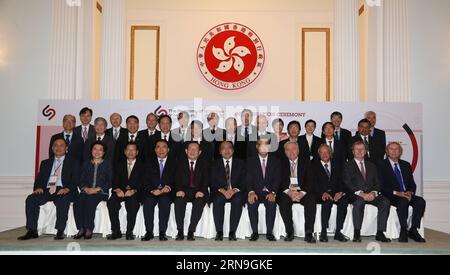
[197,23,265,91]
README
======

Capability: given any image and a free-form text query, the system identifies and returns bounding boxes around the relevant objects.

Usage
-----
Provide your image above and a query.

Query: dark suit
[142,156,176,234]
[49,133,84,163]
[174,159,209,233]
[349,134,385,163]
[74,124,96,143]
[145,133,182,162]
[25,157,79,232]
[107,159,144,234]
[343,160,390,231]
[320,138,347,167]
[83,135,115,161]
[113,132,146,166]
[371,128,386,152]
[278,158,316,235]
[312,159,348,232]
[377,159,425,230]
[138,129,160,140]
[106,127,128,141]
[236,125,258,159]
[210,158,246,233]
[74,160,112,230]
[180,140,214,164]
[204,127,225,160]
[246,155,280,234]
[299,134,322,161]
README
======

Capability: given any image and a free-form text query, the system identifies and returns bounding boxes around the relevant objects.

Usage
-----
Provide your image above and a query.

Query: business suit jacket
[143,156,176,193]
[49,133,84,163]
[236,125,258,159]
[106,127,128,140]
[246,154,280,196]
[79,160,112,194]
[34,156,80,193]
[279,157,314,195]
[138,129,161,140]
[372,128,386,151]
[343,160,380,194]
[349,134,385,163]
[210,158,246,198]
[83,135,115,162]
[299,134,322,160]
[145,133,182,162]
[204,127,225,160]
[175,158,209,196]
[320,138,347,166]
[112,159,145,192]
[113,132,146,165]
[312,159,344,195]
[377,158,417,201]
[180,139,214,164]
[74,124,96,142]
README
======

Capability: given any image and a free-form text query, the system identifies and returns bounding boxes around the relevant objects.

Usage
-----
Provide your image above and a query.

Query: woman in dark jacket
[73,141,112,239]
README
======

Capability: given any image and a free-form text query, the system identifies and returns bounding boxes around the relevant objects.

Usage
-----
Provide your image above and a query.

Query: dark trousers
[107,193,140,233]
[73,192,107,230]
[25,190,71,231]
[212,192,244,233]
[278,193,316,234]
[390,195,426,230]
[351,194,390,231]
[320,194,349,232]
[143,194,172,234]
[174,190,206,233]
[247,193,277,234]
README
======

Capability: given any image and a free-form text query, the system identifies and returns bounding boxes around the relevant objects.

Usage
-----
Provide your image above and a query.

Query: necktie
[225,160,231,190]
[97,137,101,141]
[394,163,405,192]
[127,161,133,179]
[329,140,333,154]
[261,158,266,179]
[290,161,296,177]
[114,129,119,140]
[82,127,88,142]
[211,128,216,135]
[360,161,366,181]
[334,131,339,141]
[65,134,71,146]
[164,134,167,141]
[324,163,331,179]
[245,127,249,142]
[189,161,195,188]
[363,136,370,157]
[130,135,135,142]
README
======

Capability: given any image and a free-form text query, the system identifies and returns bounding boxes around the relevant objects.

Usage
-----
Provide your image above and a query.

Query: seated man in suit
[365,111,387,151]
[321,122,346,165]
[49,114,84,163]
[107,142,144,240]
[138,113,160,139]
[18,138,79,240]
[210,141,246,241]
[313,144,349,242]
[278,141,316,243]
[142,139,175,241]
[74,107,95,143]
[174,142,209,241]
[343,141,391,243]
[113,115,146,166]
[299,119,322,161]
[83,117,115,161]
[378,142,426,242]
[106,113,127,141]
[349,119,385,163]
[246,138,280,242]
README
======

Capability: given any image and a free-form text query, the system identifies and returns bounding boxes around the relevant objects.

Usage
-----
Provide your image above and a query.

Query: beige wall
[126,0,334,101]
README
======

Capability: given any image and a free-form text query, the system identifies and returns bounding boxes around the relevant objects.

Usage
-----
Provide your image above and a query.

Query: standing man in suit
[313,144,349,242]
[236,109,258,160]
[365,111,387,152]
[83,117,115,161]
[210,141,246,241]
[349,119,385,163]
[328,111,352,151]
[74,107,95,143]
[321,122,346,165]
[377,142,426,242]
[343,141,391,243]
[246,138,280,242]
[172,111,191,143]
[138,113,160,139]
[107,142,144,240]
[299,119,322,161]
[142,139,175,242]
[19,138,79,240]
[174,142,209,241]
[114,115,146,165]
[49,114,84,163]
[278,141,317,243]
[106,113,127,141]
[204,112,225,160]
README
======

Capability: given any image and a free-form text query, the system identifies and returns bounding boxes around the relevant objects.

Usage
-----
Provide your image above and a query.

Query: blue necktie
[394,163,405,192]
[159,159,164,189]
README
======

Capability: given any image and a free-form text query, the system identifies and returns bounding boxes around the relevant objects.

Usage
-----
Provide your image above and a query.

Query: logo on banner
[154,106,168,116]
[197,23,265,91]
[42,105,56,121]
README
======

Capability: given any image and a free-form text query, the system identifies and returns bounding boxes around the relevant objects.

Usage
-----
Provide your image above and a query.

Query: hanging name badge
[289,177,299,190]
